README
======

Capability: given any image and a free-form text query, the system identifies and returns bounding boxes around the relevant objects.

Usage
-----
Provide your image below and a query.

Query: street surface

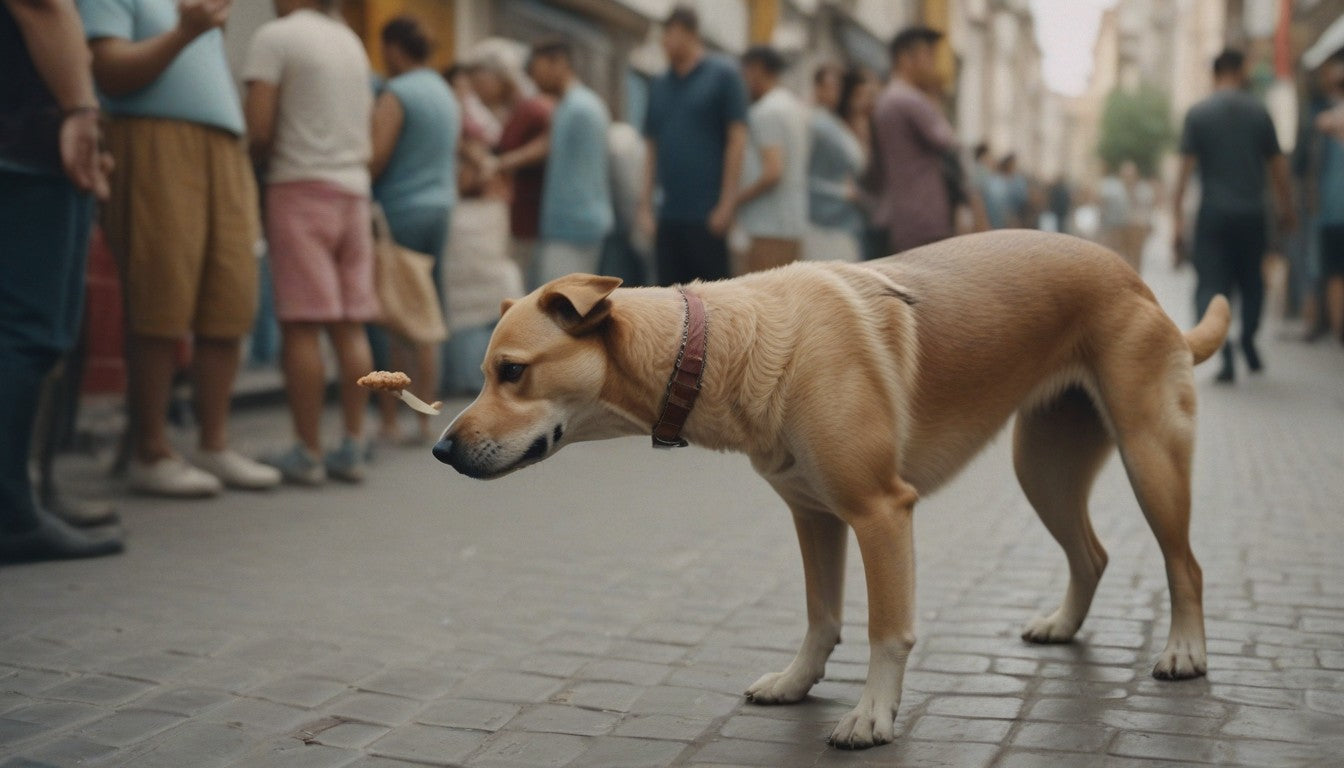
[3,258,1343,767]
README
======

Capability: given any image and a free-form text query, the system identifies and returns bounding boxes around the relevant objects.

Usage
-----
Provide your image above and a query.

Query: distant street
[2,256,1343,768]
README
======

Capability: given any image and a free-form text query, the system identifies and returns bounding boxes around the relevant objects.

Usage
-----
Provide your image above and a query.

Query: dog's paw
[1021,611,1080,644]
[1152,641,1208,680]
[828,698,895,750]
[744,670,815,704]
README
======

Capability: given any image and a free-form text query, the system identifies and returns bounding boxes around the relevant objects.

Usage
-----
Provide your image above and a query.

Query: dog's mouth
[435,426,563,479]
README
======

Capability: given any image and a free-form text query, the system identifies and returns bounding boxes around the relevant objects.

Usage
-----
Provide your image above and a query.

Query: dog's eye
[498,362,527,383]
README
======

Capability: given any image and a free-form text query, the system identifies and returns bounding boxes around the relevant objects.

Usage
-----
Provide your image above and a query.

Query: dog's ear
[539,274,623,335]
[500,298,515,318]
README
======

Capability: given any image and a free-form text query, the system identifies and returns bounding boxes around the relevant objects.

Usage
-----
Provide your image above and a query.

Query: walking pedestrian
[369,15,460,445]
[731,45,809,273]
[244,0,377,482]
[2,0,122,562]
[1172,48,1295,382]
[806,64,866,263]
[869,26,958,254]
[1310,55,1344,344]
[528,39,613,287]
[639,5,749,284]
[80,0,280,497]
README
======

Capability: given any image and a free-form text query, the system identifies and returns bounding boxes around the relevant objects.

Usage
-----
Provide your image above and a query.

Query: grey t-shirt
[738,87,810,239]
[1179,89,1281,215]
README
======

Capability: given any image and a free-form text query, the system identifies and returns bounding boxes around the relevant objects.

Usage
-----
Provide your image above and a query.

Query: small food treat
[357,370,412,392]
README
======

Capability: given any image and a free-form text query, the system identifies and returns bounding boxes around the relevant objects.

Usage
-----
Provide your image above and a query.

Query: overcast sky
[1030,0,1120,96]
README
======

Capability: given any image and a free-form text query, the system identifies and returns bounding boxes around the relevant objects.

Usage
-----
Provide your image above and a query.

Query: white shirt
[243,9,372,195]
[738,87,810,239]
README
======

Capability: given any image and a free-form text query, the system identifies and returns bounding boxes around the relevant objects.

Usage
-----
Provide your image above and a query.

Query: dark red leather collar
[651,288,707,448]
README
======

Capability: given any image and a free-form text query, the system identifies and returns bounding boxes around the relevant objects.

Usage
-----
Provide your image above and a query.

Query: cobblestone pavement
[3,261,1343,768]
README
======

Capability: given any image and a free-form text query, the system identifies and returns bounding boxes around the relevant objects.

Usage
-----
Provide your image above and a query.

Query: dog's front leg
[829,487,918,749]
[746,508,846,704]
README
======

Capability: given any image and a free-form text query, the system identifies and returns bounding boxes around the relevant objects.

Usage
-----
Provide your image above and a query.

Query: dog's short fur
[434,230,1229,749]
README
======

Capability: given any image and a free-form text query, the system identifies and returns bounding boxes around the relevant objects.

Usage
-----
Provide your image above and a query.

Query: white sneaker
[192,449,282,490]
[128,456,224,498]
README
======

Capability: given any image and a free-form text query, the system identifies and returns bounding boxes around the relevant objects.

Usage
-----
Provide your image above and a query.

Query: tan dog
[433,230,1229,749]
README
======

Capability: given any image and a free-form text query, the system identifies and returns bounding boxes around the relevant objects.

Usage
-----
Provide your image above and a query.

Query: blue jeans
[0,170,93,532]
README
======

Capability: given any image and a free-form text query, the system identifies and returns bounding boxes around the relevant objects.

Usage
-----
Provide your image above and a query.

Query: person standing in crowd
[528,39,613,286]
[869,26,958,255]
[1098,163,1132,261]
[1310,55,1344,344]
[1000,153,1031,228]
[731,45,809,272]
[835,67,887,261]
[369,15,459,445]
[806,64,866,262]
[244,0,377,482]
[1173,48,1295,383]
[1,0,123,562]
[80,0,280,497]
[640,5,749,284]
[1048,176,1073,234]
[480,45,553,285]
[975,143,1010,229]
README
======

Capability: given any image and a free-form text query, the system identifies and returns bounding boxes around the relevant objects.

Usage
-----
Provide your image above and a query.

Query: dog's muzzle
[432,437,454,466]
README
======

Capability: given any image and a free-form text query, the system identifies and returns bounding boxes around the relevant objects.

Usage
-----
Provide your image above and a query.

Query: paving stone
[135,687,234,717]
[111,721,252,768]
[0,718,45,746]
[505,704,619,736]
[39,675,151,706]
[511,653,590,678]
[415,699,521,732]
[366,724,487,765]
[612,713,716,741]
[1109,730,1324,765]
[204,698,313,734]
[323,693,424,728]
[567,736,687,767]
[227,740,361,768]
[4,699,107,731]
[828,740,999,768]
[102,652,202,683]
[923,695,1023,720]
[463,730,587,768]
[75,709,185,747]
[690,738,827,767]
[576,659,670,686]
[550,682,645,712]
[10,736,116,767]
[718,714,832,743]
[908,714,1012,743]
[1011,721,1112,752]
[453,672,566,704]
[251,676,350,708]
[1099,708,1220,735]
[356,668,457,701]
[628,686,742,718]
[314,722,391,749]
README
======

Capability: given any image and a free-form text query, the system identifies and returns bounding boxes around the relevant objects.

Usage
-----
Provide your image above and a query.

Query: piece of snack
[357,370,412,391]
[357,370,442,416]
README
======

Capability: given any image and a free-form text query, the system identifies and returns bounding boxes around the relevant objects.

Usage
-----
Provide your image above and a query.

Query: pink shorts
[265,181,380,323]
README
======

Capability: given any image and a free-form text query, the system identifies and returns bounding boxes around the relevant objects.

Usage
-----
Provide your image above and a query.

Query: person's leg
[687,222,730,282]
[1328,275,1344,341]
[280,322,326,453]
[191,337,242,452]
[327,321,373,441]
[1236,217,1268,371]
[1192,210,1235,380]
[655,220,682,286]
[127,334,182,462]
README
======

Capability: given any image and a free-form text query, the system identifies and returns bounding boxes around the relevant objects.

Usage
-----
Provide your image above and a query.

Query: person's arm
[709,121,746,235]
[638,137,658,239]
[495,133,549,173]
[369,90,404,180]
[6,0,110,197]
[909,97,956,152]
[243,80,279,167]
[731,143,782,210]
[1268,153,1296,235]
[88,0,229,97]
[1171,154,1196,263]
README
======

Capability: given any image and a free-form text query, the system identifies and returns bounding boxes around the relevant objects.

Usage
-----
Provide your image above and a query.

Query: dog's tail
[1184,294,1231,365]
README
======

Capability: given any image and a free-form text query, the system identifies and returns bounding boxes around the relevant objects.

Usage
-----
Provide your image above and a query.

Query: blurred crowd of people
[10,0,1341,565]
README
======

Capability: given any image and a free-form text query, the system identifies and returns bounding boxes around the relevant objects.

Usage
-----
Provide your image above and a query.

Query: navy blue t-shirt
[0,6,61,174]
[643,54,748,222]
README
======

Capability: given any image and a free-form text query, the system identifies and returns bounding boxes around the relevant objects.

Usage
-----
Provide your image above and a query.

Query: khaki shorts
[101,117,259,338]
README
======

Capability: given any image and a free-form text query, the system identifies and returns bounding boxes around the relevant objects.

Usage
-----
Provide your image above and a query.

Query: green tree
[1097,84,1174,177]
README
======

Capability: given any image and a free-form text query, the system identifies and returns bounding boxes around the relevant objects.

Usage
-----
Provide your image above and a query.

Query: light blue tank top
[373,68,460,212]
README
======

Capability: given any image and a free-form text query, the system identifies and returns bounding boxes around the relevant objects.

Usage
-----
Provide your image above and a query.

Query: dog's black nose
[431,437,454,465]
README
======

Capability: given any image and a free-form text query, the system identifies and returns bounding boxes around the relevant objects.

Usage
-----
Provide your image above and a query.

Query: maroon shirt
[869,79,957,253]
[498,95,553,239]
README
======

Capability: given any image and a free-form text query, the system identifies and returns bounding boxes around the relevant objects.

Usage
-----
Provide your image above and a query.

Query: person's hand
[707,201,734,237]
[177,0,230,40]
[637,201,656,242]
[60,109,112,200]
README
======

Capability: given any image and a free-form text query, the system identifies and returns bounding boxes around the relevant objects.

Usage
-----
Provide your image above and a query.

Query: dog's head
[432,274,625,479]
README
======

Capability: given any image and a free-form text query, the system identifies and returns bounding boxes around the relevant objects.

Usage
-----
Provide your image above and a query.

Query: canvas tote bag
[372,204,448,344]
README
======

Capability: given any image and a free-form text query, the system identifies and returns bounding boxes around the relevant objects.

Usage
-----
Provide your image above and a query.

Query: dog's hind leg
[746,506,847,704]
[1102,360,1207,680]
[1015,387,1115,644]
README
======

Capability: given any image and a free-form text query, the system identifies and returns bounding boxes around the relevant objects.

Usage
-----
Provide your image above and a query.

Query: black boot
[1214,342,1235,383]
[1241,337,1263,373]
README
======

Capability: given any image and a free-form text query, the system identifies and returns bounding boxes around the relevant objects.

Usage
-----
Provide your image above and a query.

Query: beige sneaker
[128,456,223,498]
[192,449,282,490]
